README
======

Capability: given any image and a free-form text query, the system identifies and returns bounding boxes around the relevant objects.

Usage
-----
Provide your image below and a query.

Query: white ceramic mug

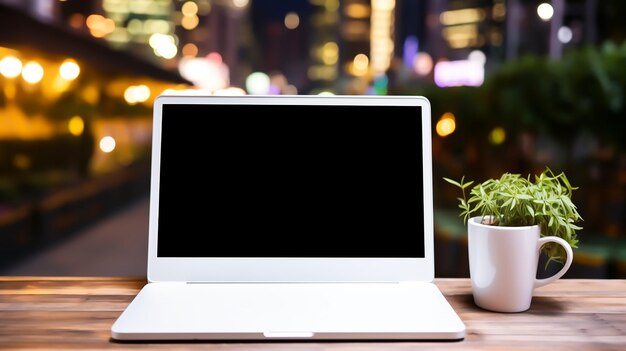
[467,216,573,312]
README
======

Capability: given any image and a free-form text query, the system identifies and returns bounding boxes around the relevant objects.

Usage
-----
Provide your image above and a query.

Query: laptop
[111,94,465,341]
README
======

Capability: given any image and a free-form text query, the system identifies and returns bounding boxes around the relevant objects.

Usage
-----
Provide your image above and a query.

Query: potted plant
[444,168,583,312]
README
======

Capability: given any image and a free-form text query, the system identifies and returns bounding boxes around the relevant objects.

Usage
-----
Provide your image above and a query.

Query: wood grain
[0,277,625,350]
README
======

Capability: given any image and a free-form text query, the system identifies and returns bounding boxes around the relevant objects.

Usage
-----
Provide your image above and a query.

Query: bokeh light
[558,26,573,44]
[283,84,298,95]
[127,19,142,35]
[149,34,178,59]
[181,15,199,30]
[489,127,506,145]
[270,73,288,93]
[99,136,116,153]
[182,43,199,57]
[182,1,199,16]
[124,85,151,104]
[245,72,270,95]
[22,61,44,84]
[434,59,484,87]
[537,3,554,21]
[436,112,456,137]
[178,56,229,91]
[0,55,23,78]
[59,59,80,80]
[68,116,85,136]
[353,53,369,76]
[134,85,151,102]
[284,12,300,30]
[232,0,248,8]
[322,42,339,65]
[86,14,115,38]
[206,52,223,64]
[146,19,171,34]
[468,50,486,65]
[69,13,84,29]
[413,52,433,76]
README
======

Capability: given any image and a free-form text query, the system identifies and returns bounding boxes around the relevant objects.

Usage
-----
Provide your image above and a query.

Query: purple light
[268,84,281,95]
[403,36,419,68]
[434,60,484,88]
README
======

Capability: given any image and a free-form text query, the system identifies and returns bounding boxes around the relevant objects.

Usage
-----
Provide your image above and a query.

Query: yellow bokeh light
[181,14,199,30]
[436,112,456,137]
[124,87,137,104]
[142,19,168,34]
[22,61,44,84]
[81,85,100,104]
[232,0,248,8]
[99,136,116,153]
[134,85,151,102]
[68,116,85,136]
[181,1,199,16]
[59,59,80,80]
[284,12,300,30]
[325,0,339,12]
[127,19,143,34]
[344,3,370,18]
[149,34,178,59]
[353,53,369,74]
[492,3,506,21]
[440,8,485,26]
[322,42,338,65]
[489,127,506,145]
[146,19,171,34]
[372,0,396,11]
[0,55,23,78]
[124,85,151,104]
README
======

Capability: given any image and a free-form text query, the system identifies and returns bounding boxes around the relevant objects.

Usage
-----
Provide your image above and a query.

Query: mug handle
[534,236,574,288]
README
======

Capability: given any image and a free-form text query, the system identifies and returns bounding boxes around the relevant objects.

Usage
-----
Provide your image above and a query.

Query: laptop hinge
[186,281,422,284]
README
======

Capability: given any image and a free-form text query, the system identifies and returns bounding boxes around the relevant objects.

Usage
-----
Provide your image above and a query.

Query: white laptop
[111,94,465,341]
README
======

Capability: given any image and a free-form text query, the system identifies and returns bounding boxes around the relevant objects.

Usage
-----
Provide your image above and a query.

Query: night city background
[1,0,626,278]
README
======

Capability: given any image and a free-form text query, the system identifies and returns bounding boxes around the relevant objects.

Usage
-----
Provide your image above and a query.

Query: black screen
[157,104,425,257]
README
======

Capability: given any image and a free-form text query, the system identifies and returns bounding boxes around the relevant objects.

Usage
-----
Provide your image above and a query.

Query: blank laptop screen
[157,104,425,258]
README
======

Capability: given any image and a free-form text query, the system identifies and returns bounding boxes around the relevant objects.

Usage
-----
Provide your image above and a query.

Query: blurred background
[0,0,625,278]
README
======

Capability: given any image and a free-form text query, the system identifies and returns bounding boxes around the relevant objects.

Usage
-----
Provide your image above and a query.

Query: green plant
[444,168,582,267]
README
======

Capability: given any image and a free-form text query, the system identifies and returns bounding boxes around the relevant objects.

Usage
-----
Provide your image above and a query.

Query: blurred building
[4,0,624,95]
[0,0,190,258]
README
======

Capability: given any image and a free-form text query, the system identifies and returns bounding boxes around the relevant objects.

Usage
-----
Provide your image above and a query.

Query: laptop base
[112,282,465,341]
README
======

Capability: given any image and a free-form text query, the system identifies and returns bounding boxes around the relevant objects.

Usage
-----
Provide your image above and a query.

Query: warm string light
[370,0,395,75]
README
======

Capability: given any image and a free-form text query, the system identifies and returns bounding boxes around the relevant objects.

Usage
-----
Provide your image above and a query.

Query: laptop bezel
[147,95,435,283]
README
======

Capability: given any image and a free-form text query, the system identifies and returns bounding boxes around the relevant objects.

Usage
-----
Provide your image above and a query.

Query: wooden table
[1,277,625,350]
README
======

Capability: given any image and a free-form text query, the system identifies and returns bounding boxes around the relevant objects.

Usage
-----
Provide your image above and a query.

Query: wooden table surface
[1,277,625,350]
